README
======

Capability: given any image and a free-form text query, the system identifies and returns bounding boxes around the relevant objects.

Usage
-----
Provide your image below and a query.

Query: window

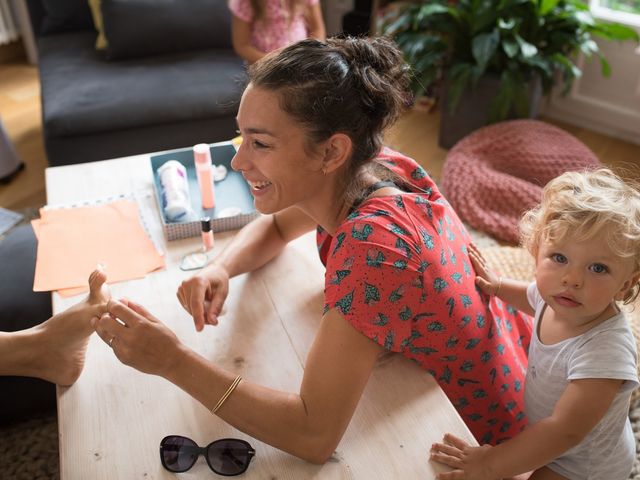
[598,0,640,15]
[590,0,640,28]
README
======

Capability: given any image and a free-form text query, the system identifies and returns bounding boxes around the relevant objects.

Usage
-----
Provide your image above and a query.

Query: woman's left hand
[430,433,497,480]
[92,299,185,377]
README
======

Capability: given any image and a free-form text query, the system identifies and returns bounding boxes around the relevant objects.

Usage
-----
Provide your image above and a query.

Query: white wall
[542,13,640,145]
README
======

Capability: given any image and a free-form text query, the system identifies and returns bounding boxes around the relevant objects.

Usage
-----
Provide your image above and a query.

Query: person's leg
[0,225,109,423]
[0,224,54,423]
[0,269,109,384]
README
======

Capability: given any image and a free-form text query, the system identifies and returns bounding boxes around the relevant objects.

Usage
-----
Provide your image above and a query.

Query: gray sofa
[26,0,246,167]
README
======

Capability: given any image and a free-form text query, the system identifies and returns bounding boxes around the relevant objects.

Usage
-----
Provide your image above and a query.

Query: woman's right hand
[177,264,230,331]
[93,299,186,377]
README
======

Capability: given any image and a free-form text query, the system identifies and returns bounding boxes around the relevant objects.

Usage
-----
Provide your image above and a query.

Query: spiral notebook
[34,192,165,297]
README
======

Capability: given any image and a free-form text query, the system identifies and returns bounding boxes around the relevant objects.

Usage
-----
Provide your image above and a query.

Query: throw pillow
[40,0,95,35]
[87,0,108,49]
[101,0,232,60]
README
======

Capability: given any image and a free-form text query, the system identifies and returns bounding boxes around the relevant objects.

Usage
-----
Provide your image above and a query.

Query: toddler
[229,0,326,63]
[431,168,640,480]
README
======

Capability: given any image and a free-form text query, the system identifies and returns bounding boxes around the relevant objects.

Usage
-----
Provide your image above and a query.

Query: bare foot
[30,269,110,385]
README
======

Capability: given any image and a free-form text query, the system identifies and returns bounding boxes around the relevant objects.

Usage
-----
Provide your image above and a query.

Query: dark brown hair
[247,36,412,206]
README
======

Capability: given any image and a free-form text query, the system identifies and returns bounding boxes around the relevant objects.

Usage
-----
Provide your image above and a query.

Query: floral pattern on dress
[228,0,318,53]
[317,147,532,445]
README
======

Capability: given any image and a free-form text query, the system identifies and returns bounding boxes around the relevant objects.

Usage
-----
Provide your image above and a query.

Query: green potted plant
[380,0,639,148]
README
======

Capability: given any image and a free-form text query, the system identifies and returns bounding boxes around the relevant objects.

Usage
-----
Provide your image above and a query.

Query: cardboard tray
[150,141,258,241]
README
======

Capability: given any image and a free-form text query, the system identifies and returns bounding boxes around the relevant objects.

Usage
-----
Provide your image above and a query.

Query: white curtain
[0,0,19,45]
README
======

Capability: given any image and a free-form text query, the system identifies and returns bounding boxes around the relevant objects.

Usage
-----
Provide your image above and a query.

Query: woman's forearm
[233,44,266,64]
[211,215,288,278]
[160,308,381,464]
[163,346,336,463]
[213,210,315,278]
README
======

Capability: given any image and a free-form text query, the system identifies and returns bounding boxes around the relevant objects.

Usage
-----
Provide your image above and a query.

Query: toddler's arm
[231,15,266,64]
[305,3,326,40]
[469,244,534,316]
[431,377,623,479]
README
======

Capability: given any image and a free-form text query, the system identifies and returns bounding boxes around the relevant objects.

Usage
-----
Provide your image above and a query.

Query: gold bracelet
[495,277,503,296]
[211,375,242,415]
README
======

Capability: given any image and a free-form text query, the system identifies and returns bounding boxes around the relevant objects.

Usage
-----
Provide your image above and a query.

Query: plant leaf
[538,0,559,16]
[592,22,640,42]
[472,30,500,68]
[446,63,473,113]
[579,38,599,57]
[574,10,596,27]
[502,38,519,58]
[598,52,611,77]
[472,0,499,34]
[515,34,538,58]
[498,17,516,30]
[488,71,515,121]
[417,3,451,18]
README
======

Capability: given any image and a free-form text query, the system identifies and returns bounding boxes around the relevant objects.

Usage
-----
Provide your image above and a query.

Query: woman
[93,37,532,463]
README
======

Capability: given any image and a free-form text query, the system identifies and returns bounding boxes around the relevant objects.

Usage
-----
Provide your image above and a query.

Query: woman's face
[231,84,326,215]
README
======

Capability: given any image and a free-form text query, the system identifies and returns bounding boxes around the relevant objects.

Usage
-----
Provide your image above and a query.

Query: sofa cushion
[101,0,232,60]
[40,0,94,35]
[37,32,246,138]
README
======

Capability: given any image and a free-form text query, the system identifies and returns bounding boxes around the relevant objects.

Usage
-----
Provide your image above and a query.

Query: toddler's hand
[430,433,497,480]
[468,244,501,296]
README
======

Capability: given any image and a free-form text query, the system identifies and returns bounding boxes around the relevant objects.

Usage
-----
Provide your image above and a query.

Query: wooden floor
[0,54,639,211]
[0,60,46,209]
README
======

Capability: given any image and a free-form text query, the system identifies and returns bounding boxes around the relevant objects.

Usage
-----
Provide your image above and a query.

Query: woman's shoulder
[375,147,437,194]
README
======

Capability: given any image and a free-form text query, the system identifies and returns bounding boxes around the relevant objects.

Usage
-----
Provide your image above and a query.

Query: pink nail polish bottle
[201,217,214,250]
[193,143,215,209]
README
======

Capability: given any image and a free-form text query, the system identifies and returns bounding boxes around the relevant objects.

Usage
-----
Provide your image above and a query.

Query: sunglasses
[160,435,255,476]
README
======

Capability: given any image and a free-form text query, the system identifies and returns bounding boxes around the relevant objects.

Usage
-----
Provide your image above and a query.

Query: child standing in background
[229,0,326,63]
[431,168,640,480]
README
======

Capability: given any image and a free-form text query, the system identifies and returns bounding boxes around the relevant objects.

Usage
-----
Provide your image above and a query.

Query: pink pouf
[441,119,601,244]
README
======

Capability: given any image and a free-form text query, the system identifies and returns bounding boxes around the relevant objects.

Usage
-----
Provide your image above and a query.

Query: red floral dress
[317,147,532,445]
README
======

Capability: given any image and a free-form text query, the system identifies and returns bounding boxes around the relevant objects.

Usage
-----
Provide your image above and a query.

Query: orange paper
[33,200,164,296]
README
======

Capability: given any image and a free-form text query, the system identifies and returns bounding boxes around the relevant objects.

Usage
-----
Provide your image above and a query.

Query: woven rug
[1,220,640,478]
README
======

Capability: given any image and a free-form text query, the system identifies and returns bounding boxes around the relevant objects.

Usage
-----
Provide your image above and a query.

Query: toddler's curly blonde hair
[520,168,640,304]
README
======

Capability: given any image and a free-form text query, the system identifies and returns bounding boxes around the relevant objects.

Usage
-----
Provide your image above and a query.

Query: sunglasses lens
[208,439,253,476]
[161,436,199,472]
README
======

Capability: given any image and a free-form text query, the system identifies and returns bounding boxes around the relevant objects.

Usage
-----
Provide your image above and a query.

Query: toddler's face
[535,231,639,326]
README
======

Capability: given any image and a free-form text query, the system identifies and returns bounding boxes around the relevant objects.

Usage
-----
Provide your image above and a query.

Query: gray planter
[438,74,542,149]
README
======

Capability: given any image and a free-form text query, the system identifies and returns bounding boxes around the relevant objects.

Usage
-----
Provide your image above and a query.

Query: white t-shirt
[525,283,639,480]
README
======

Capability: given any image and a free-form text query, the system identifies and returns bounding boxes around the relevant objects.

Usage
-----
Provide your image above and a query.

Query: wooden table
[46,151,476,479]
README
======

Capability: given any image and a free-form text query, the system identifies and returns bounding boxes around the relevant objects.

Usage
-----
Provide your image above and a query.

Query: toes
[88,267,109,302]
